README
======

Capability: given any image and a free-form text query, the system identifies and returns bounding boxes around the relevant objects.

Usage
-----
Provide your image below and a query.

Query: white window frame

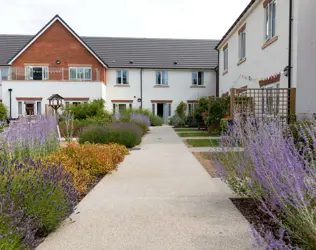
[264,0,276,41]
[25,66,49,80]
[112,103,132,114]
[116,70,129,85]
[238,31,246,60]
[192,71,204,86]
[69,67,92,81]
[223,47,228,71]
[156,71,168,85]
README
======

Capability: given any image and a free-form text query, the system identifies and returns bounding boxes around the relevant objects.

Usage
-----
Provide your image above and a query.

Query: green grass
[178,132,210,137]
[186,139,220,147]
[174,128,200,132]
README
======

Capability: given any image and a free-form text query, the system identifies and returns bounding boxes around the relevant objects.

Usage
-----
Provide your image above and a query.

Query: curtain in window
[156,72,161,85]
[192,72,198,85]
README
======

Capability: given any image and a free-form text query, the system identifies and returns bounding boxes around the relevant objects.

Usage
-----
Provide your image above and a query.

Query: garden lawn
[186,139,220,147]
[174,128,200,132]
[178,132,210,137]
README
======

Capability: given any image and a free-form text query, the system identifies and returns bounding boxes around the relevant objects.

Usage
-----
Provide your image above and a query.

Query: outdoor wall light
[56,60,61,64]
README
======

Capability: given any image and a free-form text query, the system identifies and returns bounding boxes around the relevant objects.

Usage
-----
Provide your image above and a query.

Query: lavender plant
[0,115,59,162]
[0,159,77,249]
[213,114,316,249]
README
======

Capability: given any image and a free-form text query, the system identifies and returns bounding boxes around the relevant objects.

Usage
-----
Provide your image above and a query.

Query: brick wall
[12,20,106,83]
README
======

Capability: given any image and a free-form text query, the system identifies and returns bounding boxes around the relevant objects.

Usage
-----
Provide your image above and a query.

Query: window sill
[222,70,228,76]
[262,36,278,50]
[114,84,130,87]
[154,85,169,88]
[190,85,206,88]
[237,58,247,66]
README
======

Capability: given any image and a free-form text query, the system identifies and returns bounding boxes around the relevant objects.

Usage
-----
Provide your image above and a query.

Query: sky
[0,0,250,40]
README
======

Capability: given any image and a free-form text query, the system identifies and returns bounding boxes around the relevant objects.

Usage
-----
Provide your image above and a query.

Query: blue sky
[0,0,250,39]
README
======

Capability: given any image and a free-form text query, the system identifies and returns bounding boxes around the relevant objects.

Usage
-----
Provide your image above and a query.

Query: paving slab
[37,127,252,250]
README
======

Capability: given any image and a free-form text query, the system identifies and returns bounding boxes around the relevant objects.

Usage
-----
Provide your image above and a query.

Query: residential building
[0,15,218,122]
[217,0,316,116]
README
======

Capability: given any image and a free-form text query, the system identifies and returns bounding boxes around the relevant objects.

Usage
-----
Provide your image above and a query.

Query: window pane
[85,68,92,80]
[162,71,168,85]
[156,72,161,85]
[271,2,276,37]
[192,72,198,85]
[18,102,22,115]
[122,70,128,84]
[77,68,84,80]
[198,72,204,85]
[70,68,76,80]
[152,103,155,115]
[265,6,269,40]
[224,48,228,71]
[113,104,116,114]
[37,102,41,115]
[116,71,122,84]
[0,68,9,80]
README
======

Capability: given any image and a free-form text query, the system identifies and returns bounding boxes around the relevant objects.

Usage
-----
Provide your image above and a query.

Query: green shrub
[220,118,228,133]
[150,115,164,126]
[169,115,185,127]
[0,103,7,119]
[176,101,187,119]
[79,123,143,148]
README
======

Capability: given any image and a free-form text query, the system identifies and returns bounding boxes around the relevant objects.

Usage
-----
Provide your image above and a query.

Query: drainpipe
[288,0,293,88]
[8,88,12,119]
[140,68,143,109]
[215,49,220,97]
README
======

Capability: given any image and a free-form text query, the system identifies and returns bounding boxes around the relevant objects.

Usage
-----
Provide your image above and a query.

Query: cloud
[0,0,250,39]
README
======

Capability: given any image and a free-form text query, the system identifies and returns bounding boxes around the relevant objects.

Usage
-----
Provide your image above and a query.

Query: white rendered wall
[1,81,104,118]
[218,0,290,94]
[293,0,316,114]
[105,68,216,117]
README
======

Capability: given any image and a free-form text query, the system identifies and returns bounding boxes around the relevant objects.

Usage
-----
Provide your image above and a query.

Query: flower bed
[212,115,316,249]
[0,115,129,249]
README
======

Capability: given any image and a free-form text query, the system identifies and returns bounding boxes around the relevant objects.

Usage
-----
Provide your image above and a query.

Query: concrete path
[37,126,252,250]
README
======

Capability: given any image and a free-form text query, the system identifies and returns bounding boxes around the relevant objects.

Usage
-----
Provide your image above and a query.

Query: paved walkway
[37,126,252,250]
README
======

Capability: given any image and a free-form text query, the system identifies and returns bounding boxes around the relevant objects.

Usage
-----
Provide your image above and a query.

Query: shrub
[205,96,230,127]
[213,114,316,249]
[150,115,164,126]
[176,101,187,119]
[0,159,77,249]
[67,99,111,121]
[0,115,59,163]
[79,123,142,148]
[0,103,7,119]
[169,115,185,127]
[48,144,128,194]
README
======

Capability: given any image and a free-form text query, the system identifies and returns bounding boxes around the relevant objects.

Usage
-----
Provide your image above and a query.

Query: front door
[156,103,170,124]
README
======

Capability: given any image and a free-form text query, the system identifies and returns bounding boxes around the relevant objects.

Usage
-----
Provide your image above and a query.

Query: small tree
[176,101,187,119]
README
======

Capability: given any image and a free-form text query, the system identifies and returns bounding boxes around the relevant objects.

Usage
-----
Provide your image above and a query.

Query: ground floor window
[187,103,197,115]
[17,101,42,116]
[113,103,132,114]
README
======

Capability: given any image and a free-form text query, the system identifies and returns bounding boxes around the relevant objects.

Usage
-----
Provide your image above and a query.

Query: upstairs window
[69,67,92,81]
[0,68,9,80]
[192,72,204,86]
[265,0,276,41]
[25,66,48,80]
[239,30,246,60]
[223,46,228,71]
[116,70,129,84]
[156,71,168,85]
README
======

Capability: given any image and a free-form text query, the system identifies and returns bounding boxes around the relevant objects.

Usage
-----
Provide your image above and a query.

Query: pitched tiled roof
[0,34,219,69]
